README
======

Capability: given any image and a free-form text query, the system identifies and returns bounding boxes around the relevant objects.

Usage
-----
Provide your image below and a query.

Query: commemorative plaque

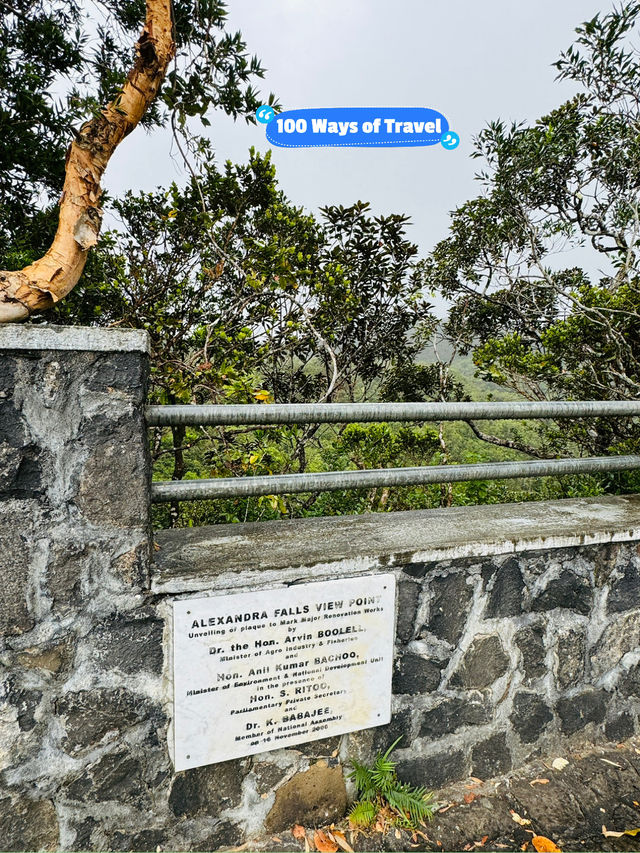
[172,574,395,770]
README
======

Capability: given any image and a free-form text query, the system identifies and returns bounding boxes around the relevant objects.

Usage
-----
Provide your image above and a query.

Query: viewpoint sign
[172,574,395,770]
[257,106,458,149]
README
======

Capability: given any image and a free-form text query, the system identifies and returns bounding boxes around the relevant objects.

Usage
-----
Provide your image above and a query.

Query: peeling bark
[0,0,175,323]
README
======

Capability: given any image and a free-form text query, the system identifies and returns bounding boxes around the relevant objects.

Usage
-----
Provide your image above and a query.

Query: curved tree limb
[466,419,548,459]
[0,0,175,323]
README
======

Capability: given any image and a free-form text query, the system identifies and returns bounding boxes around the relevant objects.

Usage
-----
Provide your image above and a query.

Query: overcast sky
[105,0,611,261]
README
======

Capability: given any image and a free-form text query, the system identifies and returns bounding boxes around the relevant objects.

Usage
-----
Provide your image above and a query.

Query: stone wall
[1,326,640,852]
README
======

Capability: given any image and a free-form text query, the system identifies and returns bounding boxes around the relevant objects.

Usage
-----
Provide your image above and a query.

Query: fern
[348,800,377,827]
[350,758,377,800]
[347,737,434,832]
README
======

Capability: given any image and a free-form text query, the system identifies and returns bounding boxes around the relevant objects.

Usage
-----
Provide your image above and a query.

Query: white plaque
[172,574,395,770]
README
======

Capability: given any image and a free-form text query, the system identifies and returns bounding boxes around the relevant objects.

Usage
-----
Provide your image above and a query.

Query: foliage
[0,0,276,264]
[50,148,438,524]
[348,738,434,831]
[420,1,640,459]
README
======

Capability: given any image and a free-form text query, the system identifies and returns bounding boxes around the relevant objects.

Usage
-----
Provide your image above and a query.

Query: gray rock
[618,661,640,697]
[372,709,413,753]
[450,636,509,690]
[510,691,553,744]
[253,761,294,794]
[401,561,427,578]
[0,516,35,635]
[514,624,546,681]
[396,580,420,643]
[169,759,245,817]
[605,712,635,742]
[554,628,585,690]
[265,763,347,832]
[66,751,145,804]
[556,689,607,735]
[392,653,444,694]
[590,610,640,678]
[607,560,640,613]
[295,735,342,759]
[56,688,162,755]
[484,558,524,619]
[76,414,150,528]
[108,829,166,853]
[471,732,512,779]
[424,573,473,645]
[5,683,42,732]
[88,608,163,675]
[196,821,245,851]
[71,817,97,851]
[419,696,492,738]
[45,539,89,613]
[531,570,591,615]
[0,794,58,852]
[397,749,467,789]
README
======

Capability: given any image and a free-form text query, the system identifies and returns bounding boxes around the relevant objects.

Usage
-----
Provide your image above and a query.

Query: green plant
[348,738,434,831]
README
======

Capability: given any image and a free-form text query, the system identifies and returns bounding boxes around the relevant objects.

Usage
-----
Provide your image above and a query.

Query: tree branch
[0,0,175,322]
[465,420,548,459]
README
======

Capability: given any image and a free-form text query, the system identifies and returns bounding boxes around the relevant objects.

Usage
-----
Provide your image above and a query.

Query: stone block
[66,750,145,804]
[195,822,245,852]
[618,662,640,697]
[510,691,553,744]
[396,580,420,643]
[605,712,635,742]
[484,557,524,619]
[554,628,585,691]
[0,794,58,851]
[295,735,342,759]
[88,608,163,675]
[402,561,427,578]
[392,653,444,694]
[531,570,591,615]
[450,635,509,690]
[397,749,467,789]
[45,538,89,612]
[607,560,640,614]
[419,696,492,739]
[76,414,149,529]
[0,515,35,636]
[253,761,294,794]
[424,573,473,645]
[108,829,167,853]
[265,763,347,832]
[590,610,640,678]
[514,623,546,681]
[169,759,245,817]
[71,817,97,851]
[56,688,162,755]
[471,732,512,779]
[556,689,607,735]
[372,708,413,753]
[4,681,43,732]
[17,640,73,674]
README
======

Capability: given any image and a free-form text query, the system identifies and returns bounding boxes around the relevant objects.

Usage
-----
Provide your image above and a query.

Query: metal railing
[146,401,640,504]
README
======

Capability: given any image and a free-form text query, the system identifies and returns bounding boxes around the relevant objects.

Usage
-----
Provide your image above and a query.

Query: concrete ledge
[0,323,150,353]
[152,493,640,594]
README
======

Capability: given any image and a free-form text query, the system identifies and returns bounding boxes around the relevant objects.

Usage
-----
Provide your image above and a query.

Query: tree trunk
[0,0,175,323]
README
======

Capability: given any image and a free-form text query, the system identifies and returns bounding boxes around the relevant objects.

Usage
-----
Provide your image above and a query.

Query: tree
[0,0,274,321]
[53,150,439,523]
[422,1,640,461]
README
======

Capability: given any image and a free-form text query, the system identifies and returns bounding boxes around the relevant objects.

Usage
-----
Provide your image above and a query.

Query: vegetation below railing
[149,391,640,528]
